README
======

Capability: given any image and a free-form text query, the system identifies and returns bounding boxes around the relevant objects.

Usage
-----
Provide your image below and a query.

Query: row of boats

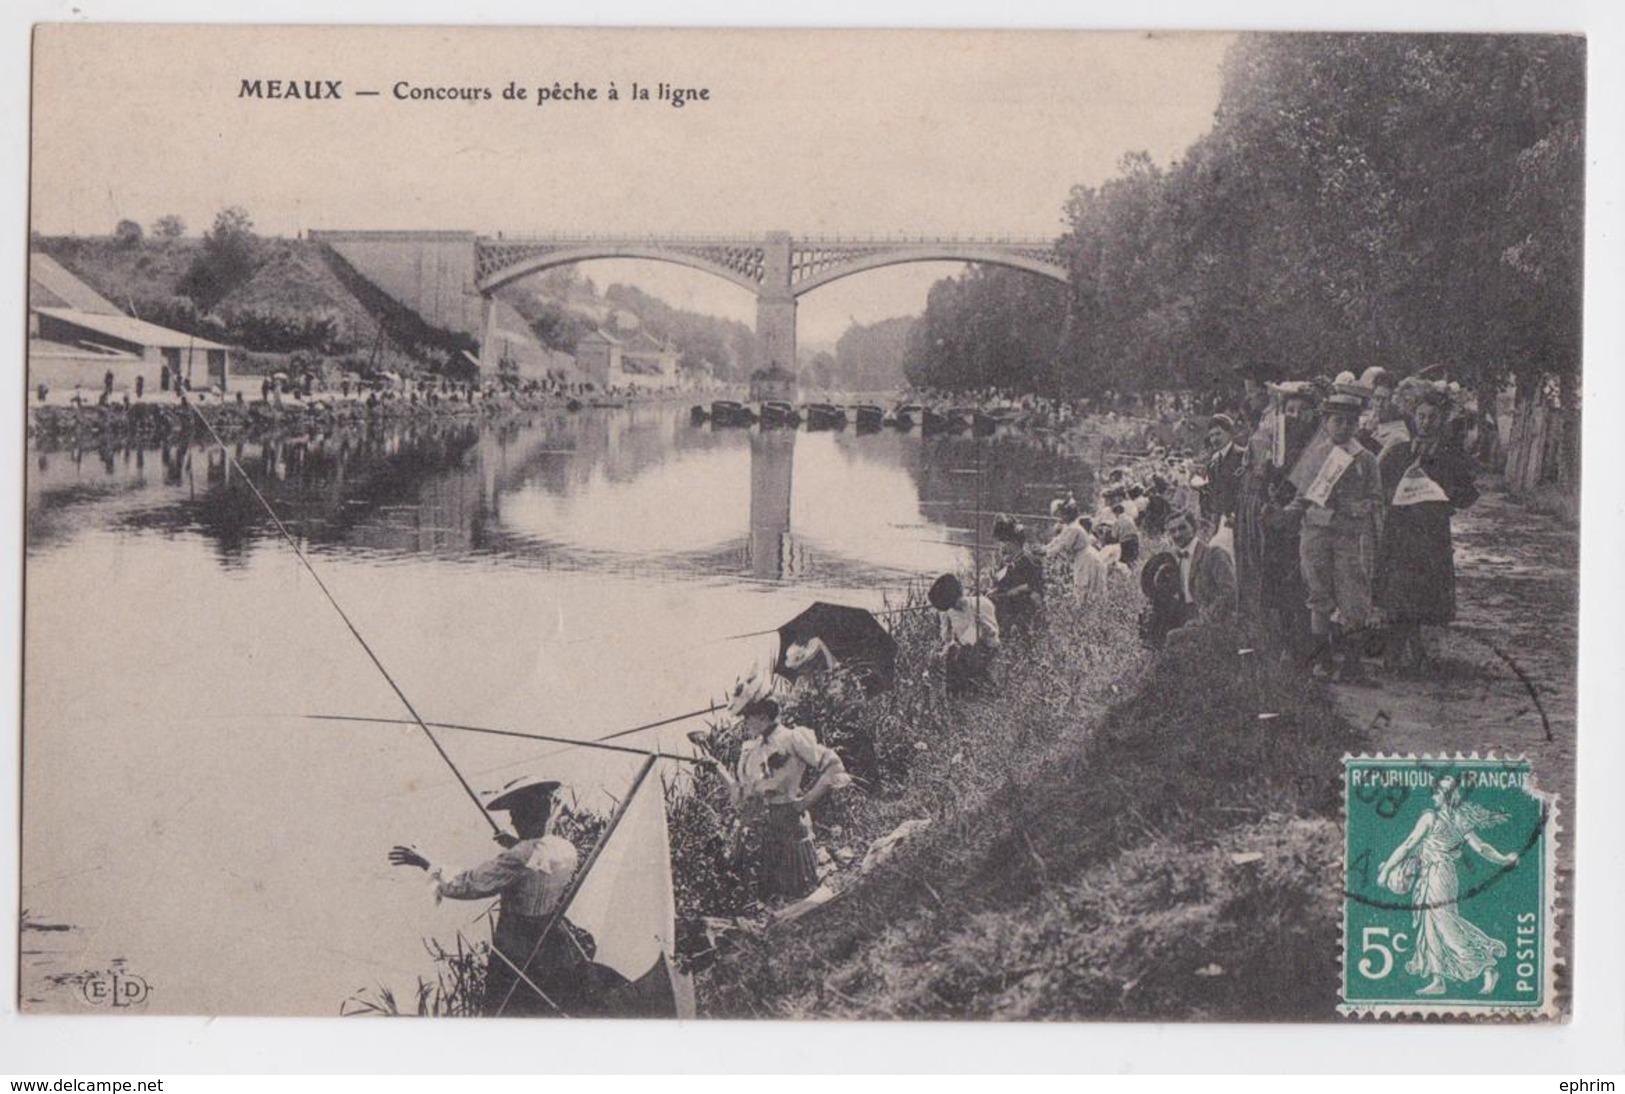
[692,400,1010,436]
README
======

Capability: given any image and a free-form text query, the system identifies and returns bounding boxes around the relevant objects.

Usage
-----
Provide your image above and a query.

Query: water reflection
[23,404,1107,1015]
[748,430,799,580]
[27,406,1101,589]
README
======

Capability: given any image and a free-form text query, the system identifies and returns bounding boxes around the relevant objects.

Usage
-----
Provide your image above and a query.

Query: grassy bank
[352,557,1366,1019]
[695,583,1366,1021]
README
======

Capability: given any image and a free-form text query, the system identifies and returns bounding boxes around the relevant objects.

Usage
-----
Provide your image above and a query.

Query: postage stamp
[1340,754,1558,1018]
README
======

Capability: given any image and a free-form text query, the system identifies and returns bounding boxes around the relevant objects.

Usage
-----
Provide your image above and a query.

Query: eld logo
[80,972,150,1008]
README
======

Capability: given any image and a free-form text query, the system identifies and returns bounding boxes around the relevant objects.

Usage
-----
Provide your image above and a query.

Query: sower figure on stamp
[1378,775,1518,996]
[389,775,596,1016]
[1291,390,1384,682]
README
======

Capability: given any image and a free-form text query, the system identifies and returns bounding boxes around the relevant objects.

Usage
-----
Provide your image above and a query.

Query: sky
[31,26,1232,343]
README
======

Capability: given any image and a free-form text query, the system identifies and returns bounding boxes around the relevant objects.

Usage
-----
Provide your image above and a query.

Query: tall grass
[350,543,1365,1020]
[696,574,1368,1020]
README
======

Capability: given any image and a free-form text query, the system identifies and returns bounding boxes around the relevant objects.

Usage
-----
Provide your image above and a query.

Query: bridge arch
[792,247,1069,298]
[476,245,763,296]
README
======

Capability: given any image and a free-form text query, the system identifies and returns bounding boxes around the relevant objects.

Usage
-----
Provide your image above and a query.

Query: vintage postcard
[20,25,1581,1023]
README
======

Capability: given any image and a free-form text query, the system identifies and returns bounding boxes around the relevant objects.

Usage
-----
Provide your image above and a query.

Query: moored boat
[760,401,802,429]
[804,403,848,430]
[710,399,757,427]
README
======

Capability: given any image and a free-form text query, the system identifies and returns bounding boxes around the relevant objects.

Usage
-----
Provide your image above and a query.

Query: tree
[113,219,143,247]
[179,206,260,311]
[152,214,186,239]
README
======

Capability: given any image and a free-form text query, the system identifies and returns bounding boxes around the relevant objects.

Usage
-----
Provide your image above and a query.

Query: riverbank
[692,477,1574,1020]
[25,387,708,447]
[694,586,1362,1019]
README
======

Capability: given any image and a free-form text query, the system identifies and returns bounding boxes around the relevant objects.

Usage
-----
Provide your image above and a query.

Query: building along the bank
[28,253,238,396]
[574,328,623,390]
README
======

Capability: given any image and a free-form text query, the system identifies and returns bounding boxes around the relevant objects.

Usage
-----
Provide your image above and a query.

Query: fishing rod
[307,713,713,764]
[711,603,933,644]
[594,703,721,743]
[184,400,501,836]
[916,504,1068,521]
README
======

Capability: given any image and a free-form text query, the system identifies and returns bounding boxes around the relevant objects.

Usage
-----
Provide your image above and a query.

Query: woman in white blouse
[715,697,851,902]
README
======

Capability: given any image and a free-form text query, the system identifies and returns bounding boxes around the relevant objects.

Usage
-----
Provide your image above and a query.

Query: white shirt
[1045,522,1108,602]
[429,834,579,918]
[736,723,851,806]
[1176,546,1195,603]
[939,595,1001,649]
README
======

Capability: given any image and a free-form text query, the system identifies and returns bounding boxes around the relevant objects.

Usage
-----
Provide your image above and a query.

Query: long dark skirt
[486,911,598,1017]
[751,804,819,902]
[1235,476,1270,624]
[1376,502,1458,625]
[1260,509,1312,655]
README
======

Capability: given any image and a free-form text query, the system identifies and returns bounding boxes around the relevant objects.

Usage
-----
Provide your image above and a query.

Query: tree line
[904,33,1583,419]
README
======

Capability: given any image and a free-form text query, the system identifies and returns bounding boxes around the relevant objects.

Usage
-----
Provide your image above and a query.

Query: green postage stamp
[1341,754,1559,1018]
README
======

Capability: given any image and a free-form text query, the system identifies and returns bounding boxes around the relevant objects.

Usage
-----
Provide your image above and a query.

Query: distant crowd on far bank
[28,363,718,444]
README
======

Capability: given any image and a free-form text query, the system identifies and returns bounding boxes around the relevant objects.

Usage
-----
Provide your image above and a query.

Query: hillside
[35,232,915,390]
[32,234,446,362]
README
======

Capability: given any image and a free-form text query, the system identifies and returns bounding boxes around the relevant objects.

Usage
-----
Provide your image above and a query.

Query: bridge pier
[478,294,499,377]
[462,230,1069,384]
[755,232,796,372]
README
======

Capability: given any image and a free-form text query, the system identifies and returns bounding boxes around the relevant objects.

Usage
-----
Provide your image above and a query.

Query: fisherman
[389,774,595,1016]
[1158,509,1236,633]
[929,572,1001,697]
[1044,502,1109,605]
[989,518,1045,639]
[715,695,851,903]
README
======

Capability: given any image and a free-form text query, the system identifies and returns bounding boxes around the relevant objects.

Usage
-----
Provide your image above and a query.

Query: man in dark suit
[1200,414,1244,531]
[1167,509,1236,627]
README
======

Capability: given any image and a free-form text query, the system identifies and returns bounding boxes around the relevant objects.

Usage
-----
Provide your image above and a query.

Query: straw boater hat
[1324,392,1366,416]
[1331,371,1372,401]
[486,774,562,813]
[727,662,775,716]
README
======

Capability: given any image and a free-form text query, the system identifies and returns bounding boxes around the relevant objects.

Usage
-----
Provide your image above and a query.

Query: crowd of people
[920,364,1486,686]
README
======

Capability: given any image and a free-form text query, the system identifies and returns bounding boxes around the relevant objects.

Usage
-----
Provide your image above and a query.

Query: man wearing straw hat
[1291,385,1384,681]
[390,774,590,1016]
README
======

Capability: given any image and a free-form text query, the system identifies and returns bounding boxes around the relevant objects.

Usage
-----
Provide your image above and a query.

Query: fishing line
[184,400,500,835]
[307,713,711,763]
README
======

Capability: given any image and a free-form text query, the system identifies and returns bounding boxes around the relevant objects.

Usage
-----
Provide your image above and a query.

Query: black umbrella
[775,602,898,694]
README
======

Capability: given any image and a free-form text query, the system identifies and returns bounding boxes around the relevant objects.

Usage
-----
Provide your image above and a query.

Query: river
[21,403,1101,1015]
